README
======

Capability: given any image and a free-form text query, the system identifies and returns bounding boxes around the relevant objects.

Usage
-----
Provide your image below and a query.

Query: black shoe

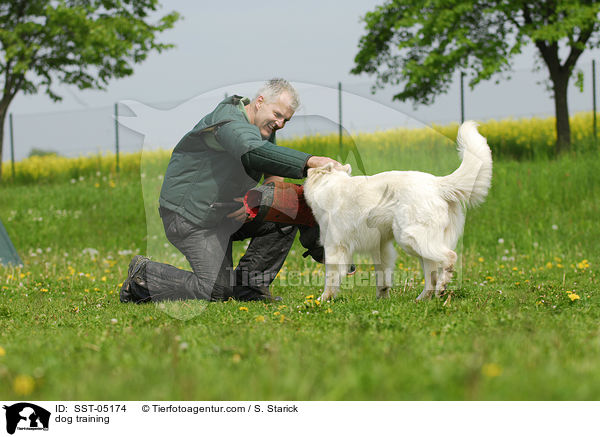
[129,255,149,287]
[120,256,150,303]
[234,285,282,302]
[120,281,151,303]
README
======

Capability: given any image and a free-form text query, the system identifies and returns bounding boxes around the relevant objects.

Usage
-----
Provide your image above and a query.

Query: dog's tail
[438,120,492,208]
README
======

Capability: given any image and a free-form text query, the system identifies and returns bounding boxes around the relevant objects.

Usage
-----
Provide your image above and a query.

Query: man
[120,78,339,303]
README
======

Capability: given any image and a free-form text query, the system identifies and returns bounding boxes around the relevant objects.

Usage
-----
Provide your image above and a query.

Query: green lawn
[0,139,598,400]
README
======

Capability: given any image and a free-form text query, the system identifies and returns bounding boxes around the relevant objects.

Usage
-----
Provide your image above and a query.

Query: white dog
[304,121,492,301]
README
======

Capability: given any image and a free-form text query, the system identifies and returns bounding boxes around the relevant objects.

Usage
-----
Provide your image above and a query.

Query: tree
[351,0,600,154]
[0,0,180,179]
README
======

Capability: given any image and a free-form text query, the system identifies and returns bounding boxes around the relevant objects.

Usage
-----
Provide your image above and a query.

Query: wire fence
[2,62,599,168]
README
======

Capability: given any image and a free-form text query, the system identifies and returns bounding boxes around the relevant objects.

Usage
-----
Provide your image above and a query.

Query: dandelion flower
[255,315,265,323]
[232,353,241,363]
[481,363,502,378]
[13,375,35,396]
[0,346,5,357]
[239,307,248,312]
[567,293,580,302]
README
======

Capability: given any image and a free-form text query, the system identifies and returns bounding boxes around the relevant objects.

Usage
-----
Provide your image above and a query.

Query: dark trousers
[143,208,297,302]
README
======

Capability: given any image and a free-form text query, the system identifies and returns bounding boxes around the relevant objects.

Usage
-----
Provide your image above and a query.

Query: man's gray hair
[255,78,300,111]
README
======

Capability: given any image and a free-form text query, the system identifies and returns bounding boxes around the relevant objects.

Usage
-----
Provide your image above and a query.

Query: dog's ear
[342,164,352,175]
[322,162,335,172]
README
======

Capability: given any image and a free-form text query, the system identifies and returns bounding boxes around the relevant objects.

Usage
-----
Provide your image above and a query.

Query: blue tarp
[0,219,22,266]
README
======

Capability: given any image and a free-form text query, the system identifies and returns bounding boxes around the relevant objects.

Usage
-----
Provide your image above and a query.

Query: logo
[3,403,50,435]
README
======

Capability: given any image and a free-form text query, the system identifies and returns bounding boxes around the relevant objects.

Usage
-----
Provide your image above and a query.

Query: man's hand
[306,156,342,169]
[226,197,248,223]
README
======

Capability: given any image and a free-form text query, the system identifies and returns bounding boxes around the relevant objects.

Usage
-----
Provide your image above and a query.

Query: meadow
[0,115,598,400]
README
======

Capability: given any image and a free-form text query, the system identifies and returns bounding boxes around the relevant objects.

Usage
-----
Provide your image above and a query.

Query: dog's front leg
[375,241,396,299]
[319,246,348,301]
[416,258,438,301]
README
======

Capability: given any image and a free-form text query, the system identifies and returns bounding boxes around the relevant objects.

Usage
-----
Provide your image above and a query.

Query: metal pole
[593,60,597,146]
[9,113,15,181]
[460,72,465,124]
[114,103,120,173]
[338,81,342,156]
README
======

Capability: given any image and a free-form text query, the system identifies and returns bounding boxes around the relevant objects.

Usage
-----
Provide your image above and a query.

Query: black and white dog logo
[3,403,50,435]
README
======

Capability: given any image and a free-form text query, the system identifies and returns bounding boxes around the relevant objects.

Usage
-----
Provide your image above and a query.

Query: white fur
[304,121,492,301]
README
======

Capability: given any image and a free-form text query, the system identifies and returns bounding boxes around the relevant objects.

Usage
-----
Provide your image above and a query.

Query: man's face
[253,91,295,139]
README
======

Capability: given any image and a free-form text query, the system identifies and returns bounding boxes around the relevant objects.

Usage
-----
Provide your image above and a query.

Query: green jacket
[159,95,312,227]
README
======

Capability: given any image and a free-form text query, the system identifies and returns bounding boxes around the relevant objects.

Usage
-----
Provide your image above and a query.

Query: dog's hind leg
[375,241,396,299]
[320,245,350,301]
[435,250,457,297]
[416,257,439,301]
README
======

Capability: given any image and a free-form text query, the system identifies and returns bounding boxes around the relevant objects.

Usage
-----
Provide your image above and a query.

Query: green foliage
[352,0,600,104]
[0,1,180,101]
[0,0,180,178]
[28,148,59,158]
[351,0,600,151]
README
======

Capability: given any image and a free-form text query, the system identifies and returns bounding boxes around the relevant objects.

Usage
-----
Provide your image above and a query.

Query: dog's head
[306,163,352,181]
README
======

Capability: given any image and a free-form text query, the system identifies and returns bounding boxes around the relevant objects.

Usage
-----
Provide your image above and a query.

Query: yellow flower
[255,315,265,323]
[481,363,502,378]
[232,353,241,363]
[279,314,285,323]
[238,307,248,312]
[0,346,5,357]
[577,260,590,270]
[13,375,35,396]
[567,293,580,301]
[478,257,484,263]
[325,308,333,314]
[305,295,314,300]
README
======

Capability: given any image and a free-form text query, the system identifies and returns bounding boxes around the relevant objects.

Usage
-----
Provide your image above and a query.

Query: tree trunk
[0,105,6,181]
[0,95,16,181]
[552,71,571,154]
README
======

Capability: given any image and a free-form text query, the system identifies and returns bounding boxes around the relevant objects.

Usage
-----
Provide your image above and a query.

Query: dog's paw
[415,289,434,301]
[319,290,335,302]
[376,287,391,299]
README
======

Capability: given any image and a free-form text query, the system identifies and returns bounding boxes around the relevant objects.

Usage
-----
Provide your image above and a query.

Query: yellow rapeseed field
[2,112,597,183]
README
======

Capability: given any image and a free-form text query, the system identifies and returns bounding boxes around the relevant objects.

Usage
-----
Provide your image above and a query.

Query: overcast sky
[4,1,600,160]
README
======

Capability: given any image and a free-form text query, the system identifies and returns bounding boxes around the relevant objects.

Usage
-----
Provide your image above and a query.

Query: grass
[0,125,599,400]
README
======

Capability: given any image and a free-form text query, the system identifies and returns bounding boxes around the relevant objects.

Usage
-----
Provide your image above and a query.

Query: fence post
[593,60,597,147]
[114,103,120,173]
[338,81,343,157]
[9,113,15,181]
[460,72,465,124]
